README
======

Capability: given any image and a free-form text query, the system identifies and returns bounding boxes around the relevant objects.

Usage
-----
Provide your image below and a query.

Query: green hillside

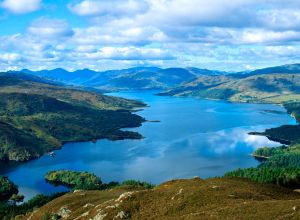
[161,73,300,104]
[0,74,145,162]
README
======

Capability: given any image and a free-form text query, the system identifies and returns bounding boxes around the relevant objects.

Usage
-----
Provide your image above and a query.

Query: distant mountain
[20,68,100,85]
[11,63,300,93]
[13,67,225,91]
[248,63,300,75]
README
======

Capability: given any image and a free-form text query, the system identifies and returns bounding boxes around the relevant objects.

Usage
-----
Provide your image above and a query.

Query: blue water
[0,91,296,200]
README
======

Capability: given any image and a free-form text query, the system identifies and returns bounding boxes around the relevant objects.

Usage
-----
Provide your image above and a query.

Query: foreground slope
[20,177,300,220]
[0,73,145,162]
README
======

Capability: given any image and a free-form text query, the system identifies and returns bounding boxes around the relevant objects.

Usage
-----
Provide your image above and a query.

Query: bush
[122,180,155,189]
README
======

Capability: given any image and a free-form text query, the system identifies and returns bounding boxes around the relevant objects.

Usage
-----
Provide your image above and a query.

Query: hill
[15,67,223,91]
[160,73,300,104]
[18,177,300,219]
[0,73,145,162]
[248,63,300,76]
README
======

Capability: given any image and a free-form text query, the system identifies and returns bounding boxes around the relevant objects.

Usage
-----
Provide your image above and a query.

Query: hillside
[16,67,223,91]
[19,177,300,220]
[0,73,145,162]
[0,73,145,110]
[161,73,300,104]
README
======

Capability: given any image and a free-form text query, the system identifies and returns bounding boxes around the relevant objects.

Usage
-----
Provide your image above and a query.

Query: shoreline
[0,119,146,170]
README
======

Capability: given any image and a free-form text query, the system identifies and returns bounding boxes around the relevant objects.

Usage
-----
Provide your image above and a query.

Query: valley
[1,64,300,219]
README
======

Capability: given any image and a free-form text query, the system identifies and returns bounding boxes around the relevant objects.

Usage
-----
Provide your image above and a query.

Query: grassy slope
[20,177,300,220]
[162,73,300,104]
[0,74,146,162]
[0,74,145,110]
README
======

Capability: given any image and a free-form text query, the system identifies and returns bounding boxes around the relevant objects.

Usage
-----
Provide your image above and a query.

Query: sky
[1,0,300,71]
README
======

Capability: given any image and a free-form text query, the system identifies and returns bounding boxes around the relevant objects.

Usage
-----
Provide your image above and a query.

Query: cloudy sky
[1,0,300,71]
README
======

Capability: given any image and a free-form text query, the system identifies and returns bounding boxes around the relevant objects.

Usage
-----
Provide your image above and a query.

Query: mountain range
[13,67,228,91]
[7,63,300,96]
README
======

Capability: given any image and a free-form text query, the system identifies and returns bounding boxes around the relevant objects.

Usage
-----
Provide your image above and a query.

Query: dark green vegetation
[226,102,300,188]
[0,73,145,162]
[0,192,65,220]
[45,170,155,190]
[20,177,300,220]
[250,102,300,145]
[45,170,102,190]
[226,167,300,188]
[0,176,18,202]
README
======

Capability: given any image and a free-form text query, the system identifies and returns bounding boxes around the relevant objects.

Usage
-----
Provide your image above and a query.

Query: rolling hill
[160,73,300,104]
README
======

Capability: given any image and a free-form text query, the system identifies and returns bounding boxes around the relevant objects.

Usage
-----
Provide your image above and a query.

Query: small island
[45,170,102,190]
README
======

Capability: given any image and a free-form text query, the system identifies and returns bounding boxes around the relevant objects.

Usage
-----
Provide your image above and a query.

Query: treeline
[248,102,300,145]
[225,167,300,188]
[284,102,300,123]
[254,146,287,157]
[226,143,300,188]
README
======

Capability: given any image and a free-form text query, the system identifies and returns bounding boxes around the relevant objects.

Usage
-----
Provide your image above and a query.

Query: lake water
[0,91,296,200]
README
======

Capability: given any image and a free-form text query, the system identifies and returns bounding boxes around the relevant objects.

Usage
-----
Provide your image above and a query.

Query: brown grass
[19,177,300,220]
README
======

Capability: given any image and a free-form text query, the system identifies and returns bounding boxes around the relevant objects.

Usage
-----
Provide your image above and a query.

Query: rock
[293,206,298,211]
[57,206,72,218]
[83,203,94,208]
[171,188,183,200]
[113,211,128,219]
[115,192,134,202]
[91,210,107,220]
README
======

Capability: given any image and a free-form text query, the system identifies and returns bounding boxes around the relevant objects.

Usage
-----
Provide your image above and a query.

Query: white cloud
[100,47,174,60]
[72,25,167,46]
[28,17,74,39]
[240,30,300,44]
[1,0,41,14]
[68,0,148,17]
[0,53,21,63]
[3,0,300,71]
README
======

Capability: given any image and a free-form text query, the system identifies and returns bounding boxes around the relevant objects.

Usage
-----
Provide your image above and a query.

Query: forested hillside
[0,73,145,162]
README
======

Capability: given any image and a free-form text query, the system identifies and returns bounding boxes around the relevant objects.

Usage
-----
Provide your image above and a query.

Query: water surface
[1,91,296,200]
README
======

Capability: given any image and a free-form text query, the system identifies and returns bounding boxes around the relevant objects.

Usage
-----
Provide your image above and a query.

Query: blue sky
[1,0,300,71]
